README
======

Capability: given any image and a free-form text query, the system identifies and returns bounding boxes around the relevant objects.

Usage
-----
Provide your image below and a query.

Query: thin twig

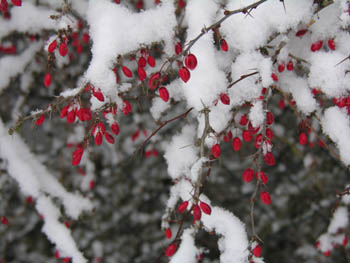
[228,71,259,89]
[141,107,193,149]
[182,0,268,55]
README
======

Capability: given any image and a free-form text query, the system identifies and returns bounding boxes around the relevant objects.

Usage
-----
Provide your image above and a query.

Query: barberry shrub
[0,1,350,263]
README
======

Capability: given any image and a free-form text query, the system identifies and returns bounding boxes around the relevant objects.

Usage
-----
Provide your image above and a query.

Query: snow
[0,42,42,93]
[163,125,199,180]
[229,52,268,107]
[170,228,197,263]
[201,203,249,263]
[0,2,58,39]
[249,100,264,128]
[321,107,350,165]
[308,51,350,98]
[0,120,93,218]
[280,74,317,115]
[221,0,313,52]
[36,196,88,263]
[327,206,348,234]
[181,0,227,112]
[2,0,350,262]
[85,0,176,110]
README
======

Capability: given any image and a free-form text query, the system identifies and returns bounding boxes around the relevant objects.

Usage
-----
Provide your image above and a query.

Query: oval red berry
[232,137,242,151]
[179,67,190,83]
[184,53,197,70]
[159,87,169,102]
[211,144,221,158]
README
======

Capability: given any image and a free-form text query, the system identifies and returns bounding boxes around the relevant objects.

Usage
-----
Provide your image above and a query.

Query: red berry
[44,72,51,88]
[60,105,69,119]
[232,137,242,151]
[149,72,161,90]
[165,228,172,239]
[271,73,278,82]
[266,111,274,125]
[147,55,156,67]
[122,66,133,78]
[260,191,271,205]
[89,180,95,190]
[77,108,91,121]
[92,89,105,102]
[323,250,331,257]
[343,235,348,246]
[35,114,45,126]
[59,42,68,57]
[175,42,182,55]
[137,66,146,81]
[159,87,169,102]
[184,53,197,70]
[48,39,57,53]
[122,100,132,115]
[63,257,71,263]
[26,196,33,204]
[242,130,252,142]
[259,171,268,184]
[1,216,8,226]
[131,130,140,142]
[152,149,159,156]
[242,168,254,183]
[240,115,248,126]
[179,67,190,82]
[193,204,201,221]
[286,61,294,71]
[223,131,232,142]
[178,201,189,214]
[254,134,263,149]
[165,243,177,257]
[264,152,275,166]
[138,57,146,68]
[220,93,230,105]
[136,0,143,9]
[114,0,120,3]
[104,132,115,144]
[252,245,262,257]
[111,122,120,135]
[311,40,323,52]
[199,201,211,215]
[265,128,274,140]
[178,0,185,8]
[248,122,260,135]
[278,63,285,73]
[328,39,336,50]
[295,29,307,37]
[67,109,76,124]
[11,0,21,6]
[278,99,285,110]
[211,144,221,158]
[299,132,307,145]
[220,39,228,52]
[94,131,103,146]
[82,33,89,43]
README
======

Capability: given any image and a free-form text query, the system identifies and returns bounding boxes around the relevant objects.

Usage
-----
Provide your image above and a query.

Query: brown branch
[141,107,193,149]
[228,71,259,89]
[181,0,268,55]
